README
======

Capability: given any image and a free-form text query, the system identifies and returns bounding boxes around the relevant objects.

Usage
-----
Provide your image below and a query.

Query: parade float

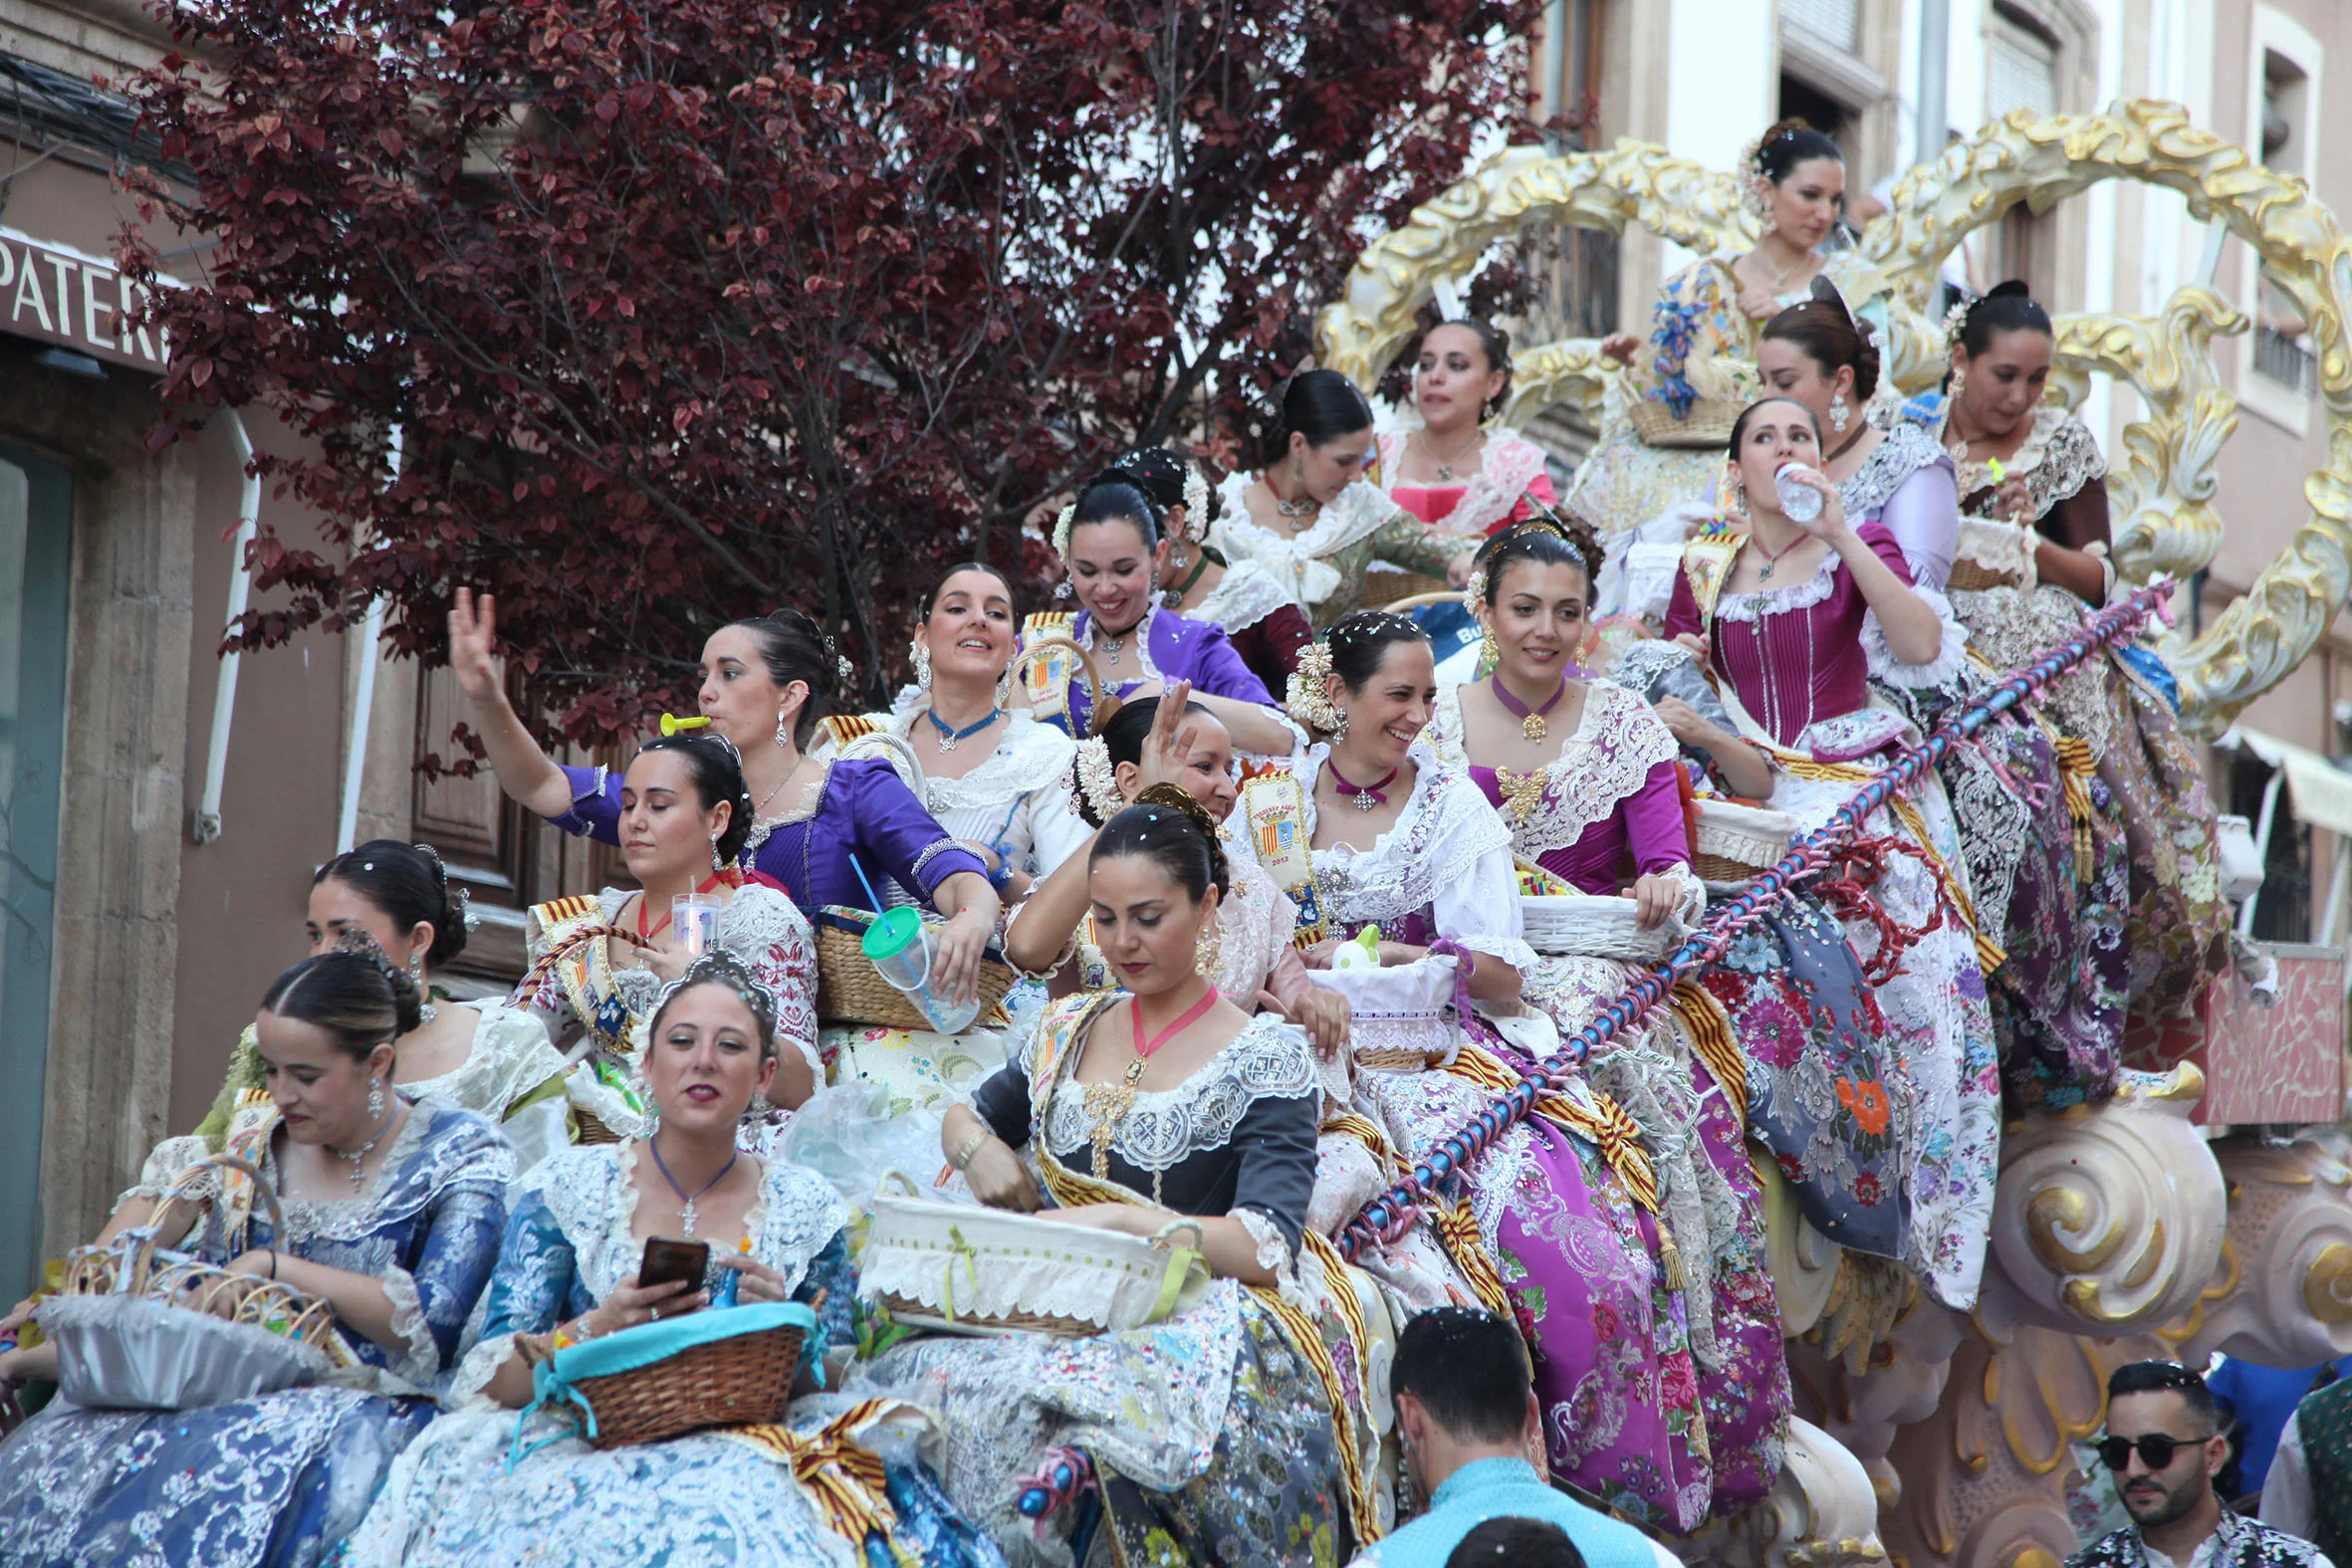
[1312,100,2352,1568]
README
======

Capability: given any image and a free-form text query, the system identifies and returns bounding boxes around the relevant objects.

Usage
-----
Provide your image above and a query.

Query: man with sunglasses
[2071,1361,2331,1568]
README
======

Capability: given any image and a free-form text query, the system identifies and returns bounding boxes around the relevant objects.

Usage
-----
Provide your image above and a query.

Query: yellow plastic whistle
[659,713,712,736]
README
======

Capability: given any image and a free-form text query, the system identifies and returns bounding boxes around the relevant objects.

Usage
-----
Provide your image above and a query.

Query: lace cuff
[379,1265,442,1390]
[1658,861,1707,924]
[119,1135,216,1212]
[1234,1205,1295,1276]
[1000,896,1078,982]
[1861,588,1971,690]
[446,1330,522,1411]
[1456,932,1541,979]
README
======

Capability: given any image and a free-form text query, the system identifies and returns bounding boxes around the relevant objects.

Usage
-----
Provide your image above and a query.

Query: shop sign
[0,229,170,374]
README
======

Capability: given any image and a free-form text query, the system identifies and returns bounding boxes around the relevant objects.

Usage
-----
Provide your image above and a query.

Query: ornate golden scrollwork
[1314,98,2352,734]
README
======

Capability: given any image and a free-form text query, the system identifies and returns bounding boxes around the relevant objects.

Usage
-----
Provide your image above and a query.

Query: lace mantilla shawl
[1211,473,1398,609]
[1838,420,1951,519]
[1954,405,2107,521]
[1424,679,1680,860]
[1030,1009,1319,1177]
[447,1141,846,1408]
[1376,430,1553,539]
[1300,744,1537,972]
[1191,555,1296,635]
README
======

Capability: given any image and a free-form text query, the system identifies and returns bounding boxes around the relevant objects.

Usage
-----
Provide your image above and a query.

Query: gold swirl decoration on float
[1314,98,2352,734]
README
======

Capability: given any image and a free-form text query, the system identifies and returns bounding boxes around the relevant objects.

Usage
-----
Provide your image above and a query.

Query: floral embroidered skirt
[0,1386,433,1568]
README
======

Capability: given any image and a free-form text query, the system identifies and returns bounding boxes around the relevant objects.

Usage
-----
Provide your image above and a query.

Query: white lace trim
[1078,604,1166,686]
[1952,405,2108,520]
[581,883,821,1072]
[1234,1206,1294,1276]
[1301,745,1509,923]
[274,1098,442,1244]
[1040,1012,1318,1175]
[400,1004,568,1125]
[1861,584,1972,688]
[1708,547,1840,623]
[379,1265,440,1390]
[446,1330,520,1412]
[1425,679,1680,860]
[1837,421,1948,519]
[1377,431,1551,539]
[886,709,1077,810]
[1191,556,1296,634]
[1211,475,1398,609]
[124,1134,215,1211]
[1215,857,1300,1002]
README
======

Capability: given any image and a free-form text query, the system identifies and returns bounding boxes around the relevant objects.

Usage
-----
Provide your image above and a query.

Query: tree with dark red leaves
[118,1,1537,753]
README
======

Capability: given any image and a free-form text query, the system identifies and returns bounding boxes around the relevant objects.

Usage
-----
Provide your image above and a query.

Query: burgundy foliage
[118,0,1537,751]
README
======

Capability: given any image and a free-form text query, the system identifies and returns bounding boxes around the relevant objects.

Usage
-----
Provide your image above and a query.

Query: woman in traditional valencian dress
[1424,518,1789,1517]
[1101,445,1314,695]
[1574,119,1850,534]
[1214,368,1478,627]
[877,791,1381,1565]
[1026,476,1299,754]
[518,730,821,1145]
[0,946,512,1567]
[1275,610,1718,1530]
[347,950,1001,1568]
[1901,282,2233,1052]
[1665,396,2001,1309]
[450,589,1003,1002]
[1757,286,2130,1111]
[1378,318,1561,540]
[99,843,571,1254]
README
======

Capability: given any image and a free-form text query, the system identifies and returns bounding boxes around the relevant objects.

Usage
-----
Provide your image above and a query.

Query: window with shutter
[1988,19,2059,118]
[1783,0,1860,52]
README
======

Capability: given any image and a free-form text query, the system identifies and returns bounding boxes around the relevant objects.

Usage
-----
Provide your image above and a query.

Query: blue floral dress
[345,1142,1003,1568]
[0,1095,512,1568]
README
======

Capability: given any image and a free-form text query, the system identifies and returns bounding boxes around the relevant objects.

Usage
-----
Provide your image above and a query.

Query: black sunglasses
[2096,1432,2212,1472]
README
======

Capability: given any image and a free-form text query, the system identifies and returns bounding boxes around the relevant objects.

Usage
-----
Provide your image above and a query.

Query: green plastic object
[860,905,924,961]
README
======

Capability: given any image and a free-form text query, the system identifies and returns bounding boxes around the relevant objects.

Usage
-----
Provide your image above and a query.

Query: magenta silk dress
[1426,680,1790,1522]
[1665,523,2001,1311]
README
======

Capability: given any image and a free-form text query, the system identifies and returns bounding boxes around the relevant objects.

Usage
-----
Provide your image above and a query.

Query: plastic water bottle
[1774,462,1824,524]
[861,907,982,1034]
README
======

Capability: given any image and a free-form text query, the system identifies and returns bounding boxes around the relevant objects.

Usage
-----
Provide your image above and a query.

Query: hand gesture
[1446,548,1478,590]
[449,587,504,706]
[1133,680,1202,795]
[1992,475,2034,526]
[1652,696,1732,753]
[1599,334,1641,367]
[1628,873,1682,931]
[931,907,990,1007]
[1268,986,1351,1060]
[1671,632,1711,668]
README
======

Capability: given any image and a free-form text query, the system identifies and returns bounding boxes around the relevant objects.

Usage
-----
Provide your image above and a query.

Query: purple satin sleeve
[839,759,989,903]
[546,764,621,843]
[1166,614,1277,707]
[1870,459,1959,591]
[1622,758,1690,877]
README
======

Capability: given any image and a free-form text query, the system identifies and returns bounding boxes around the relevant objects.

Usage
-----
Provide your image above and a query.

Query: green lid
[860,905,924,961]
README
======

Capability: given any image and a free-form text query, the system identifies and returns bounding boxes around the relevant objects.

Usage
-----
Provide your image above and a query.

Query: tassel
[1656,1220,1688,1292]
[2054,736,2098,885]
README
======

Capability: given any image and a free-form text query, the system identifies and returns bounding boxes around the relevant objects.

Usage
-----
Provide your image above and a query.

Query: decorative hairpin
[1285,641,1344,734]
[1073,736,1120,822]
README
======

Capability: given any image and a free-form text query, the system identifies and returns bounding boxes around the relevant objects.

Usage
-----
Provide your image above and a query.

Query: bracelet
[947,1127,993,1172]
[267,1249,278,1281]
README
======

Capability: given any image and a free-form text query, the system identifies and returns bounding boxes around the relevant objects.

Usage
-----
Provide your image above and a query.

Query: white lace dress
[875,704,1093,887]
[1211,474,1463,627]
[343,1143,934,1568]
[519,884,823,1144]
[130,1003,574,1198]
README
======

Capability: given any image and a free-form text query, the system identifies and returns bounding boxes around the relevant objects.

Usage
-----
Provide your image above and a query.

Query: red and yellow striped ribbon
[720,1400,906,1553]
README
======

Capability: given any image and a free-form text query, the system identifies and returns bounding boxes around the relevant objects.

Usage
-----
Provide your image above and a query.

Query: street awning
[2227,727,2352,838]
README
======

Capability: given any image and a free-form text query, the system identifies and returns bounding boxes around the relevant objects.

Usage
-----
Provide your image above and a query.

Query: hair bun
[332,928,424,1036]
[1988,279,2034,302]
[1132,783,1230,898]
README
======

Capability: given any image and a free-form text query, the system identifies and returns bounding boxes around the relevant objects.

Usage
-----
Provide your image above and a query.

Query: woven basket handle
[160,1152,286,1240]
[878,1169,921,1198]
[1013,634,1109,736]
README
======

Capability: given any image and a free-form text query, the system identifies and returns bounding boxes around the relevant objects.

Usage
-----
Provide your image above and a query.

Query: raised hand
[449,587,504,705]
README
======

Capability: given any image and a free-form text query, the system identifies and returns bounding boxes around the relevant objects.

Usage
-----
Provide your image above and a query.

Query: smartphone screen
[638,1237,711,1294]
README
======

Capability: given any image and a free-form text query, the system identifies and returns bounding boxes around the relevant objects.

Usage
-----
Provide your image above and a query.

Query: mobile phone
[638,1237,711,1294]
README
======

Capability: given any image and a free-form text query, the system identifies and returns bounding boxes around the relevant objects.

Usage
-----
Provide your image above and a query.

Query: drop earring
[1054,578,1073,600]
[912,638,933,691]
[1479,627,1500,670]
[367,1077,386,1119]
[775,709,792,749]
[1829,392,1849,434]
[1730,478,1750,516]
[1332,709,1350,740]
[710,831,725,873]
[1194,917,1221,979]
[1949,363,1968,401]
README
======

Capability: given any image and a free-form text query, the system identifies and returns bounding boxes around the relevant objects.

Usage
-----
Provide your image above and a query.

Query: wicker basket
[1520,894,1683,962]
[1693,799,1798,884]
[1629,395,1744,450]
[860,1173,1209,1337]
[573,1110,620,1146]
[1948,517,2035,593]
[815,907,1015,1030]
[525,1301,815,1449]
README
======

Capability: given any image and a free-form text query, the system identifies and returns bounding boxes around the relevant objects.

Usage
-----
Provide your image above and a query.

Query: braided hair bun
[1095,784,1230,902]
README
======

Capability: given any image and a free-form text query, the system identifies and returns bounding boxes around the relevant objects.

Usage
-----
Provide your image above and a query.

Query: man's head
[1391,1307,1543,1497]
[2100,1361,2228,1530]
[1446,1517,1586,1568]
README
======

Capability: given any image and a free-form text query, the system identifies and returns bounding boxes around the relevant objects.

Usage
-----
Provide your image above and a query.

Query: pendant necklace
[328,1102,400,1194]
[1489,672,1567,742]
[648,1136,737,1239]
[1426,430,1485,483]
[1095,607,1148,662]
[742,754,810,855]
[1750,530,1804,583]
[925,707,1003,754]
[1085,986,1221,1179]
[1326,758,1401,813]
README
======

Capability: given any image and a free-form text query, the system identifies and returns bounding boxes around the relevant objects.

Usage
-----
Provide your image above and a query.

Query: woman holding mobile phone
[349,950,1000,1568]
[516,729,821,1145]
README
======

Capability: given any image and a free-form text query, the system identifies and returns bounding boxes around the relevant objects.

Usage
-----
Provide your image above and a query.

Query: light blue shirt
[1349,1456,1670,1568]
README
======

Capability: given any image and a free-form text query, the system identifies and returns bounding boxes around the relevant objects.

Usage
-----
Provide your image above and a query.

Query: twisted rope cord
[1336,582,2175,1260]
